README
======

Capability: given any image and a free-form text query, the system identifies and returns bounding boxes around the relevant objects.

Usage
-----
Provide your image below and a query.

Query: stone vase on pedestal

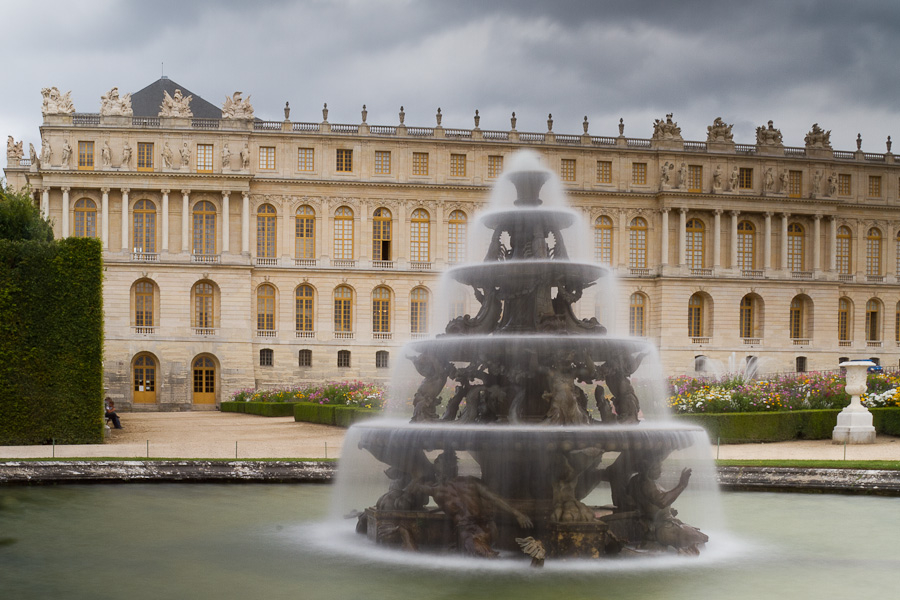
[832,360,877,444]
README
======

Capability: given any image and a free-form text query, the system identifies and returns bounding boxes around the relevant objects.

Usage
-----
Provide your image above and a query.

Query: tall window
[295,205,315,259]
[838,298,850,342]
[336,149,353,172]
[333,207,354,260]
[372,287,391,333]
[256,204,277,258]
[192,201,217,255]
[296,285,314,333]
[448,210,467,264]
[737,221,755,270]
[74,198,97,238]
[259,146,275,170]
[632,163,647,185]
[488,155,504,179]
[410,209,430,262]
[838,174,851,196]
[137,142,154,171]
[374,150,391,174]
[688,294,703,338]
[685,218,705,269]
[135,281,154,327]
[739,168,753,189]
[895,301,900,343]
[787,223,804,271]
[197,144,213,172]
[372,207,391,261]
[597,160,612,184]
[868,175,882,198]
[194,282,214,328]
[411,288,428,334]
[629,217,648,269]
[788,170,802,198]
[412,152,429,176]
[450,154,466,177]
[298,148,315,171]
[866,227,882,276]
[688,165,702,192]
[334,286,353,332]
[257,284,275,331]
[133,199,156,253]
[560,159,576,182]
[790,298,804,339]
[866,299,881,341]
[594,216,613,265]
[739,296,754,338]
[78,141,94,170]
[836,226,852,274]
[629,293,645,337]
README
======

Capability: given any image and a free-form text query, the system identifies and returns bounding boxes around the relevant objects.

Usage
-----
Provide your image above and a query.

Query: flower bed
[229,381,385,410]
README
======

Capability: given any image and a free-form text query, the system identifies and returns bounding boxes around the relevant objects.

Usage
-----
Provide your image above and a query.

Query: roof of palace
[130,77,222,119]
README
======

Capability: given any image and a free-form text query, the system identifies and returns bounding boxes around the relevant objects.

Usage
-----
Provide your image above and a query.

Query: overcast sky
[3,0,900,156]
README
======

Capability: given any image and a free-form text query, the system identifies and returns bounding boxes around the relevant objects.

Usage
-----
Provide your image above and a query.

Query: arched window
[688,294,703,338]
[299,349,312,367]
[838,298,851,342]
[333,206,353,260]
[337,349,351,368]
[295,285,314,333]
[629,293,645,337]
[295,205,315,259]
[866,299,881,341]
[739,295,758,339]
[133,199,156,253]
[594,215,613,265]
[410,208,430,262]
[74,198,97,238]
[629,217,647,269]
[836,226,852,275]
[790,297,804,339]
[411,288,429,334]
[256,204,277,258]
[194,282,214,329]
[192,201,217,255]
[376,350,390,369]
[372,287,391,334]
[448,210,467,264]
[192,356,215,404]
[737,221,755,270]
[787,223,804,271]
[133,354,157,404]
[685,219,705,269]
[257,284,276,332]
[334,286,353,332]
[135,281,154,328]
[373,207,392,261]
[866,227,882,276]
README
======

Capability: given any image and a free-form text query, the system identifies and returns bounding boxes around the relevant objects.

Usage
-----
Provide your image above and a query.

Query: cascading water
[331,151,719,564]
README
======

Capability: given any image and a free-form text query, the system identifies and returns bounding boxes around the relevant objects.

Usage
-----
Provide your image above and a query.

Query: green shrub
[871,407,900,435]
[220,401,296,417]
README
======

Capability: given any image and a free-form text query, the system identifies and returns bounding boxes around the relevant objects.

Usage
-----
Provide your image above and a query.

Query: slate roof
[130,77,222,119]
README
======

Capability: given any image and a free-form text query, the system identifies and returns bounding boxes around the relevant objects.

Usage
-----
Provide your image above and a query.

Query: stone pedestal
[833,360,877,444]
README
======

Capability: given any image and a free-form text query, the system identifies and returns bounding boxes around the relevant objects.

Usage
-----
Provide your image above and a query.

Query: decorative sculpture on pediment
[60,139,72,168]
[29,143,38,168]
[100,87,133,116]
[755,120,783,146]
[706,117,733,143]
[41,87,75,115]
[40,138,51,166]
[651,113,682,141]
[7,136,24,162]
[222,92,254,119]
[159,89,193,118]
[804,123,832,150]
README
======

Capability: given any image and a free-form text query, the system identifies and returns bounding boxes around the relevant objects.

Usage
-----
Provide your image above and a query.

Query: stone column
[856,220,866,276]
[161,189,169,253]
[120,188,130,252]
[730,211,740,269]
[678,208,687,266]
[321,198,332,261]
[101,187,110,250]
[617,210,628,268]
[359,200,370,263]
[763,212,772,270]
[781,213,790,270]
[829,217,838,272]
[659,208,669,266]
[888,221,897,278]
[41,188,50,221]
[181,190,191,254]
[397,201,407,264]
[282,196,293,260]
[61,187,70,238]
[221,191,230,254]
[241,192,250,254]
[813,214,822,272]
[713,209,722,267]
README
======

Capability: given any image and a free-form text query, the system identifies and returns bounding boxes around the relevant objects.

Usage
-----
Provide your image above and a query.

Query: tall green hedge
[0,237,104,444]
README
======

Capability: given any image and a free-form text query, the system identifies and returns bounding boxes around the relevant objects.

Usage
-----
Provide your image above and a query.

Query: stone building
[6,79,900,410]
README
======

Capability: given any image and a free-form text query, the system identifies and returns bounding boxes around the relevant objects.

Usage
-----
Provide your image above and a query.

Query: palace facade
[6,79,900,410]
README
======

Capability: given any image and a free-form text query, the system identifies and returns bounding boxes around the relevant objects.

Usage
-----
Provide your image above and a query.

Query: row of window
[261,348,388,369]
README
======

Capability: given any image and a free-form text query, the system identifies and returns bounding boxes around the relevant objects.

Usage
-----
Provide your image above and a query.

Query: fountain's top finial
[509,170,550,207]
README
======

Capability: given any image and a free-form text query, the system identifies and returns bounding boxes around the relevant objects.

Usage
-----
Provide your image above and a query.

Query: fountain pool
[0,484,897,600]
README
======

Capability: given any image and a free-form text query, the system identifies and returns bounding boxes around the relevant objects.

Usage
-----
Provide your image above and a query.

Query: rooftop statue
[706,117,734,143]
[222,91,254,119]
[755,120,783,146]
[159,89,193,118]
[804,123,832,150]
[7,136,24,163]
[100,87,133,116]
[651,113,682,141]
[41,87,75,115]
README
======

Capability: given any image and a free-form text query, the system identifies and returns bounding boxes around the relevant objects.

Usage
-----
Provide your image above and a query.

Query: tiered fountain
[341,156,711,563]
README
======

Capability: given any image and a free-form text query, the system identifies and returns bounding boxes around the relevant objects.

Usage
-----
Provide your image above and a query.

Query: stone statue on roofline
[29,143,38,168]
[222,91,254,119]
[40,138,51,166]
[651,113,682,141]
[755,120,783,147]
[7,136,24,163]
[804,123,832,150]
[159,89,193,118]
[100,87,133,116]
[41,87,75,115]
[706,117,733,143]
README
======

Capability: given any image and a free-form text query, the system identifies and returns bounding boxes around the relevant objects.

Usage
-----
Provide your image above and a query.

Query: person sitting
[104,398,123,429]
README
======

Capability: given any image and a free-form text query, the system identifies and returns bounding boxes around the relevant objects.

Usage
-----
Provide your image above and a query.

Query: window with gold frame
[788,170,802,198]
[739,168,753,189]
[196,144,213,173]
[685,218,705,269]
[838,174,851,195]
[838,298,851,342]
[257,284,276,331]
[78,141,94,170]
[787,223,804,271]
[560,158,576,182]
[629,217,647,269]
[632,163,647,185]
[259,146,275,170]
[597,160,612,184]
[450,153,467,177]
[372,286,391,333]
[135,281,154,327]
[836,226,852,274]
[374,150,391,175]
[137,142,154,171]
[790,298,804,339]
[447,210,467,264]
[412,152,429,176]
[629,293,646,337]
[334,286,353,332]
[487,155,503,179]
[594,216,613,265]
[133,199,156,253]
[295,205,315,259]
[298,148,315,171]
[372,207,392,261]
[868,175,882,198]
[410,288,428,334]
[296,284,314,333]
[688,165,703,192]
[737,221,755,270]
[688,294,703,338]
[256,204,277,258]
[739,296,755,338]
[866,227,882,276]
[410,209,430,262]
[74,198,97,238]
[866,299,881,341]
[333,206,354,260]
[192,201,217,256]
[336,149,353,172]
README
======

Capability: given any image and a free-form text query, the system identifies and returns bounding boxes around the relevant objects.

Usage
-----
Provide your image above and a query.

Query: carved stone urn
[832,360,877,444]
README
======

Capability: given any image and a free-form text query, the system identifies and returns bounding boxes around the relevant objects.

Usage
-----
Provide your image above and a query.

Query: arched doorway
[192,356,216,404]
[133,354,157,404]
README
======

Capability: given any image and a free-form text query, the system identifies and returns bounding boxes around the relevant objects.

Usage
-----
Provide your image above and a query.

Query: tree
[0,182,53,242]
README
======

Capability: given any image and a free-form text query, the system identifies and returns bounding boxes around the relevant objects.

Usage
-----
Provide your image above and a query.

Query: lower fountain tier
[408,334,650,364]
[446,260,608,290]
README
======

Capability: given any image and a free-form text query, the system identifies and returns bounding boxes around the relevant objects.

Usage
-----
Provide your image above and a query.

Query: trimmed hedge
[220,401,298,417]
[292,402,381,427]
[676,407,900,443]
[0,237,104,444]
